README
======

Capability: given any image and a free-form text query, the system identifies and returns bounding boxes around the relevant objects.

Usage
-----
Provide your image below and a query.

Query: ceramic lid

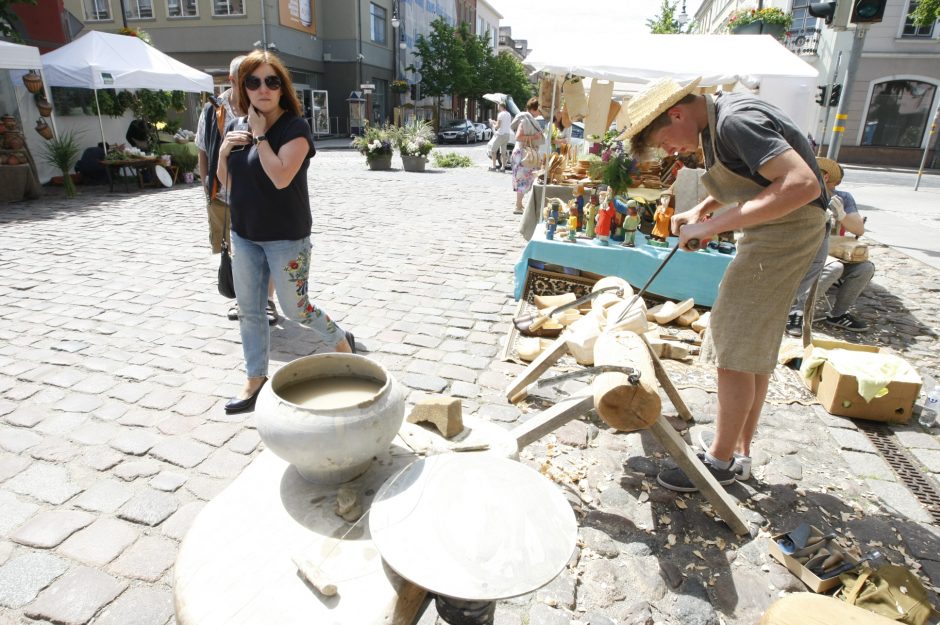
[369,453,577,601]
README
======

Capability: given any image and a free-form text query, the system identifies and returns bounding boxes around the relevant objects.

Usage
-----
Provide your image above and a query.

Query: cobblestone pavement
[1,147,939,625]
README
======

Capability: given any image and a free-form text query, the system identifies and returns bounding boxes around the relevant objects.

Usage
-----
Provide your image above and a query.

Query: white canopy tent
[0,39,42,70]
[40,30,213,149]
[524,34,819,133]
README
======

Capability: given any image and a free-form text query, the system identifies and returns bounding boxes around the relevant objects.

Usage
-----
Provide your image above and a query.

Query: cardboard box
[768,534,855,593]
[802,339,921,424]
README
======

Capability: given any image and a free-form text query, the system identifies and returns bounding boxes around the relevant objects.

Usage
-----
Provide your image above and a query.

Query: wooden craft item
[674,308,700,327]
[556,309,581,326]
[653,298,695,325]
[564,313,603,365]
[592,330,661,431]
[646,303,665,321]
[583,80,615,139]
[517,337,553,362]
[591,291,623,318]
[292,556,338,597]
[561,78,588,120]
[506,335,570,402]
[615,97,631,134]
[828,236,869,263]
[759,592,898,625]
[592,275,633,297]
[645,339,691,360]
[692,311,710,334]
[538,77,562,119]
[606,100,622,129]
[604,299,648,335]
[533,292,576,309]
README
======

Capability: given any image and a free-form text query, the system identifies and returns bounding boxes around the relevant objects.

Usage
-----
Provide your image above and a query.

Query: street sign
[360,83,376,90]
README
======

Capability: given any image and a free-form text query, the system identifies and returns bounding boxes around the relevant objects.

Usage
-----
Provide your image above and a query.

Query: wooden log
[591,330,661,431]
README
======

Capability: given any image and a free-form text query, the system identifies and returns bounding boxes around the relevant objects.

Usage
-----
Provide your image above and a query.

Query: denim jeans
[231,231,344,378]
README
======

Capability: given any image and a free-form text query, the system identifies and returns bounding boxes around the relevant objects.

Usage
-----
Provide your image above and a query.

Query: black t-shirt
[702,92,826,208]
[226,113,316,241]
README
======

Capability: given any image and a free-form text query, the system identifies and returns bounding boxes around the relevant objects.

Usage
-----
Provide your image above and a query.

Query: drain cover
[857,421,940,525]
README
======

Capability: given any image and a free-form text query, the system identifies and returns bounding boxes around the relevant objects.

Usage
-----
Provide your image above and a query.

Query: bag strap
[845,567,874,605]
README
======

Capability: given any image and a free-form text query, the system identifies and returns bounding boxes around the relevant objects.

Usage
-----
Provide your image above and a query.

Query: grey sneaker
[825,312,869,332]
[696,429,752,481]
[656,452,736,492]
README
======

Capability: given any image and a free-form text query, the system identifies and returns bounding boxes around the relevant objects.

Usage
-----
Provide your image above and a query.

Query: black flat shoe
[225,378,267,414]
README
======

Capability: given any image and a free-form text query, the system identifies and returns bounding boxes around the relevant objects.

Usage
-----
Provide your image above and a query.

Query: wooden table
[174,418,518,625]
[102,158,161,192]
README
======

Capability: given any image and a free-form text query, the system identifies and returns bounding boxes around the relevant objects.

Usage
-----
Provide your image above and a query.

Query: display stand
[504,335,750,536]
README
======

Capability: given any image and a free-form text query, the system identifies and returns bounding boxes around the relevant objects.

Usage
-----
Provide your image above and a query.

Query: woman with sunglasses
[216,50,353,414]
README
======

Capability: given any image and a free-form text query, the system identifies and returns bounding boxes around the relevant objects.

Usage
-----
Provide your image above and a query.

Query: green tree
[414,18,464,130]
[910,0,939,28]
[646,0,691,33]
[0,0,37,42]
[486,51,534,110]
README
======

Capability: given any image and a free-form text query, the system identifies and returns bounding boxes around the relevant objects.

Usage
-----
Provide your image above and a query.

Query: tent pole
[537,75,559,221]
[93,89,107,149]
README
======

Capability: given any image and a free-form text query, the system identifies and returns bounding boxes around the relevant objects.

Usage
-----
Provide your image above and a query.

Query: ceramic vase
[368,154,392,170]
[2,115,17,131]
[255,353,406,484]
[4,132,25,150]
[401,154,427,172]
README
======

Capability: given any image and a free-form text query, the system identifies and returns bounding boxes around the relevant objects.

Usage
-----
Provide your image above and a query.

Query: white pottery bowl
[255,353,405,484]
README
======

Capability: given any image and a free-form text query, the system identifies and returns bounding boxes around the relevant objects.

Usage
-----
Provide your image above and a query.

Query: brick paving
[1,147,939,624]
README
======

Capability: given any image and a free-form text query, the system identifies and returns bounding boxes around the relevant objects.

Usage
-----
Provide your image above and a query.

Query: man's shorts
[207,196,231,254]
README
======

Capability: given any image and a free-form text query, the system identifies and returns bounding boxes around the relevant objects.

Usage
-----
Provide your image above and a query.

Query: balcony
[783,28,821,56]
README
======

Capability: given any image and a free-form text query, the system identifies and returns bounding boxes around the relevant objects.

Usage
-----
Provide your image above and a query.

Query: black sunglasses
[245,74,282,91]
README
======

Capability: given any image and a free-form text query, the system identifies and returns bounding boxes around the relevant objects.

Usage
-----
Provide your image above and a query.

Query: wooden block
[653,298,694,325]
[533,292,576,309]
[407,396,463,439]
[692,311,710,333]
[759,592,898,625]
[292,556,338,597]
[675,308,700,327]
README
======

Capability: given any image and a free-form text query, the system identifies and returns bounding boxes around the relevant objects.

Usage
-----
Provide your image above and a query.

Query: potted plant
[173,149,199,184]
[390,79,409,94]
[352,124,394,170]
[727,7,792,38]
[394,120,434,172]
[41,129,81,197]
[588,138,636,197]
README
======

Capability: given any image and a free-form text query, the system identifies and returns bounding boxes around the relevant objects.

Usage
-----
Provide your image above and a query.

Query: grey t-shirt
[702,92,826,208]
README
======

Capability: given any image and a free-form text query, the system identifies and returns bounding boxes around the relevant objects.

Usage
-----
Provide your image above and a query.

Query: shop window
[83,0,112,21]
[371,3,387,44]
[902,0,936,37]
[124,0,154,20]
[168,0,198,18]
[213,0,245,16]
[862,79,937,147]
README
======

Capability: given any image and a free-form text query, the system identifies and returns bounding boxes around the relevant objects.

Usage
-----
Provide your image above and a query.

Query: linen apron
[699,96,826,375]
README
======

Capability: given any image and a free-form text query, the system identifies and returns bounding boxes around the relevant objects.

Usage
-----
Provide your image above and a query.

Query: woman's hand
[220,130,252,158]
[247,106,266,137]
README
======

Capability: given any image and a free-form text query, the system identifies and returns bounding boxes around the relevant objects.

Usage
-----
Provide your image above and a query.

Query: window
[168,0,198,17]
[790,0,817,32]
[83,0,111,21]
[862,79,937,147]
[212,0,245,16]
[124,0,154,19]
[370,3,387,44]
[902,0,936,37]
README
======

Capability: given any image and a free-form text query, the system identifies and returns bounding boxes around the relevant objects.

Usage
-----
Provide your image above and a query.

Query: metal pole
[536,75,558,220]
[817,50,842,156]
[260,0,267,49]
[914,104,940,191]
[93,90,107,149]
[827,24,868,160]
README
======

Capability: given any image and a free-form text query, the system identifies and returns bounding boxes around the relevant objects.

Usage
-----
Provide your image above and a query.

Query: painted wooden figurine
[546,199,561,240]
[566,204,579,242]
[595,199,615,246]
[649,192,675,244]
[622,201,640,247]
[575,185,585,231]
[586,188,598,238]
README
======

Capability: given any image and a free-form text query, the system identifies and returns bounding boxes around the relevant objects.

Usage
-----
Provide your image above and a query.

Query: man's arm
[198,149,209,192]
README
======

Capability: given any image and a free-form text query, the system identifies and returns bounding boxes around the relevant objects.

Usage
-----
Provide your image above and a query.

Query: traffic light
[410,84,417,100]
[815,85,829,106]
[809,0,852,29]
[851,0,887,23]
[829,84,843,107]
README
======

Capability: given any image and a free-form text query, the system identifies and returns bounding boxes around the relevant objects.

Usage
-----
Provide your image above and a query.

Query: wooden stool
[760,593,898,625]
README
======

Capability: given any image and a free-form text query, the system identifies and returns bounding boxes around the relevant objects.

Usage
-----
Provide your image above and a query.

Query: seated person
[126,118,151,150]
[74,142,110,185]
[787,158,874,336]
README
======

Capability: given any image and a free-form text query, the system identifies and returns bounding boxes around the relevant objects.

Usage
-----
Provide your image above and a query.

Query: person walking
[196,55,279,325]
[488,102,512,171]
[216,50,354,414]
[625,78,828,491]
[510,97,545,215]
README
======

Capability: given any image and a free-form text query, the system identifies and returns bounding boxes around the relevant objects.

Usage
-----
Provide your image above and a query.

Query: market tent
[524,34,818,132]
[0,39,42,70]
[40,30,212,92]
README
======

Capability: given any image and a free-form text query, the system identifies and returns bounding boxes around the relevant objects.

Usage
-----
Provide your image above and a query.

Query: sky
[492,0,703,55]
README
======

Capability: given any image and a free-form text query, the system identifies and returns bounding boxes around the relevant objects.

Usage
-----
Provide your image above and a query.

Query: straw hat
[816,156,843,186]
[616,76,702,141]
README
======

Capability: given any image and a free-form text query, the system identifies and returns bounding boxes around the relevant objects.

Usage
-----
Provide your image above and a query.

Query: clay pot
[4,132,25,150]
[6,153,22,166]
[35,118,53,140]
[2,115,17,131]
[22,70,44,94]
[255,353,406,484]
[0,154,7,165]
[35,94,53,117]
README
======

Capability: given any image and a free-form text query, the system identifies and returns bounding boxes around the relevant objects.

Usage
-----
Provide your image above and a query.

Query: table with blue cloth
[514,223,736,307]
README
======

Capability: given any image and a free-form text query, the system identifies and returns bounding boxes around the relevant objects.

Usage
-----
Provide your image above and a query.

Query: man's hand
[828,194,846,222]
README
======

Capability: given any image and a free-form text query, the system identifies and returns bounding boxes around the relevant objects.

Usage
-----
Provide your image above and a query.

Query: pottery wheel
[369,453,577,601]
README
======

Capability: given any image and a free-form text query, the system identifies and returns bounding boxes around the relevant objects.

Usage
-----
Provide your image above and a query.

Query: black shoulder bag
[217,138,238,299]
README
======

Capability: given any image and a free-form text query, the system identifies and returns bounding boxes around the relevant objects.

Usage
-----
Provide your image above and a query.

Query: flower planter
[368,154,392,170]
[731,20,786,38]
[401,154,427,172]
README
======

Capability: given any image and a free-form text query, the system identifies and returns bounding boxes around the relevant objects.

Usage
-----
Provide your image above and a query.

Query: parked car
[474,122,492,142]
[437,120,476,144]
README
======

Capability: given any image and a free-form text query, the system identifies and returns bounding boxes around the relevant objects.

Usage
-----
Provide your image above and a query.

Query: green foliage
[727,7,792,29]
[910,0,939,27]
[432,152,472,168]
[41,129,82,198]
[351,124,394,162]
[0,0,37,42]
[646,0,692,33]
[588,139,636,196]
[172,149,198,173]
[488,51,534,107]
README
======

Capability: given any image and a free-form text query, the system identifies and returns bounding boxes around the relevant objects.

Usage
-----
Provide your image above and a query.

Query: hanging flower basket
[35,94,53,117]
[390,80,409,94]
[35,118,53,140]
[22,70,43,94]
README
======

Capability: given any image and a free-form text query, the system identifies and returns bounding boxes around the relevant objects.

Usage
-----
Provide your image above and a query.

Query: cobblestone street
[1,146,939,625]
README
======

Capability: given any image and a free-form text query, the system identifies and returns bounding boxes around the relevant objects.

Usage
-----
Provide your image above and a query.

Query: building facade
[692,0,940,168]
